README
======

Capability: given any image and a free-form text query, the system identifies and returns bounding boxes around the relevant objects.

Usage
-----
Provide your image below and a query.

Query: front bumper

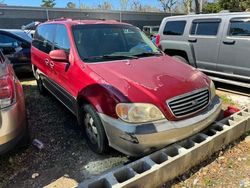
[100,96,222,156]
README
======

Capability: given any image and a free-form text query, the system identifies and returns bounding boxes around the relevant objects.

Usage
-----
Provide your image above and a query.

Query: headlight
[116,103,165,123]
[210,81,216,99]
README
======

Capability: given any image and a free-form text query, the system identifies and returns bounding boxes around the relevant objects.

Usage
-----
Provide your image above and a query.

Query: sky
[3,0,161,9]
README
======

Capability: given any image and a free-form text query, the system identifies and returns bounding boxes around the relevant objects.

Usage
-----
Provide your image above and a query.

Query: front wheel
[82,104,109,154]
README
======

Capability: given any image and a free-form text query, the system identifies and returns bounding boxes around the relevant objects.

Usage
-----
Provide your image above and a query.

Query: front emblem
[191,99,198,106]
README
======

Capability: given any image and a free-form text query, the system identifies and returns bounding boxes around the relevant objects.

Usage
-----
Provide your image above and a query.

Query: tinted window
[10,31,32,42]
[163,21,186,35]
[229,18,250,36]
[190,19,220,36]
[0,33,22,47]
[54,25,70,53]
[33,24,56,54]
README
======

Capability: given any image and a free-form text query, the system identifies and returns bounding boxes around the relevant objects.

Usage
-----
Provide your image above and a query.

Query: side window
[33,24,56,54]
[190,19,220,36]
[229,18,250,36]
[163,21,186,35]
[54,25,70,53]
[0,33,21,47]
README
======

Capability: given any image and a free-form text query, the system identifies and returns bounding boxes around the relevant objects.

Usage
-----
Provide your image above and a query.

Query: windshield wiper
[133,52,162,57]
[83,55,138,62]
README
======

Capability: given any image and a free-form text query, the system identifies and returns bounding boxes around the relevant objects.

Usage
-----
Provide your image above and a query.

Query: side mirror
[49,50,68,62]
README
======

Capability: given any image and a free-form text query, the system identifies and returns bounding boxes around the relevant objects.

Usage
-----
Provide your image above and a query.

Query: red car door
[32,24,56,86]
[50,24,77,114]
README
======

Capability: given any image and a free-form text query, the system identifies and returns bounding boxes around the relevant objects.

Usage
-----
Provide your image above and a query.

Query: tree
[194,0,200,13]
[182,0,192,13]
[67,2,76,8]
[41,0,56,8]
[158,0,178,12]
[240,0,250,10]
[218,0,240,11]
[98,1,113,10]
[130,0,142,11]
[120,0,129,10]
[203,2,221,13]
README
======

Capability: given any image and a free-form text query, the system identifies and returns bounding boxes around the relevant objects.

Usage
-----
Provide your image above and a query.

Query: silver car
[158,12,250,88]
[0,50,28,154]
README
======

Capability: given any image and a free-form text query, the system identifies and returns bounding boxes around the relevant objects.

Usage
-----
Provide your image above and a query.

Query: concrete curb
[79,106,250,188]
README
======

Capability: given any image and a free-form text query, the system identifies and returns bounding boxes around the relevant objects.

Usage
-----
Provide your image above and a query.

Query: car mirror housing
[49,50,69,62]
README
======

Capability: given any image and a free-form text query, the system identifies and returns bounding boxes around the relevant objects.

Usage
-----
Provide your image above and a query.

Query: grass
[219,95,236,106]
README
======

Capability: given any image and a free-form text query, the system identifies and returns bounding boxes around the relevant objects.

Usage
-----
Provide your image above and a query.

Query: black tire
[172,55,189,64]
[35,73,47,95]
[82,104,109,154]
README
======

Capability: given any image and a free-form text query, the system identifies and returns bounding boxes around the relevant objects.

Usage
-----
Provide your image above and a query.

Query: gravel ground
[0,78,128,188]
[0,77,249,188]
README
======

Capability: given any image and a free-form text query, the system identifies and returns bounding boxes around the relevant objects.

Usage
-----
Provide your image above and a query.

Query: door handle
[223,40,236,45]
[45,59,49,65]
[188,38,197,43]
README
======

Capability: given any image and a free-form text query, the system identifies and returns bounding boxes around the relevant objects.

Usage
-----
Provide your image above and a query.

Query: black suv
[0,29,32,73]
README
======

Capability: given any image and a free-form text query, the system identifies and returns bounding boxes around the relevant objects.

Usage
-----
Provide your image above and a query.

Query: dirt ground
[0,77,250,188]
[0,77,128,188]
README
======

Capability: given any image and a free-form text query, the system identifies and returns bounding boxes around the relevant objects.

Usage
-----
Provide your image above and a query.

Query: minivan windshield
[72,24,161,62]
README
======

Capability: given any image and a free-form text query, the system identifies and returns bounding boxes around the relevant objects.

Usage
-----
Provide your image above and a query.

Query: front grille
[167,88,210,118]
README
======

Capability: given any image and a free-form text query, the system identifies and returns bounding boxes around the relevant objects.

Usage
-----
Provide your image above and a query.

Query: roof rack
[47,17,72,22]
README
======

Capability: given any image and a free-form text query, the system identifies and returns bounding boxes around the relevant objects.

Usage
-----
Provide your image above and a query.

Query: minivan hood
[88,55,210,120]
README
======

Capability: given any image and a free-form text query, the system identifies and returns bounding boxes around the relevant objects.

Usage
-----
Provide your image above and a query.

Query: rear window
[163,21,186,35]
[190,19,220,36]
[229,18,250,36]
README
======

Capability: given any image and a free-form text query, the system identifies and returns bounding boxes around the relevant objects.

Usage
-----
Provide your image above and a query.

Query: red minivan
[31,19,222,156]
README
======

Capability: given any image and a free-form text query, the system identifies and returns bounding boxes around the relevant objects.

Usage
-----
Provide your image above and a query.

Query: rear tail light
[155,34,161,47]
[0,75,15,109]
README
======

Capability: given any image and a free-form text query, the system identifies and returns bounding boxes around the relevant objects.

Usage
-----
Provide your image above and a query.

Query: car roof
[0,29,32,43]
[164,12,250,20]
[41,18,133,27]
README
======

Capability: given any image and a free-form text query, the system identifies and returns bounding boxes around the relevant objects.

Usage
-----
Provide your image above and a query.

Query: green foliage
[218,0,250,11]
[203,2,222,13]
[240,0,250,10]
[41,0,56,8]
[66,2,76,9]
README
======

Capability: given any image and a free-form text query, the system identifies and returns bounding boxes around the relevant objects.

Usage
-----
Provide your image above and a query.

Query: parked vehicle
[0,29,32,73]
[158,12,250,88]
[0,50,29,154]
[31,18,222,156]
[143,26,160,38]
